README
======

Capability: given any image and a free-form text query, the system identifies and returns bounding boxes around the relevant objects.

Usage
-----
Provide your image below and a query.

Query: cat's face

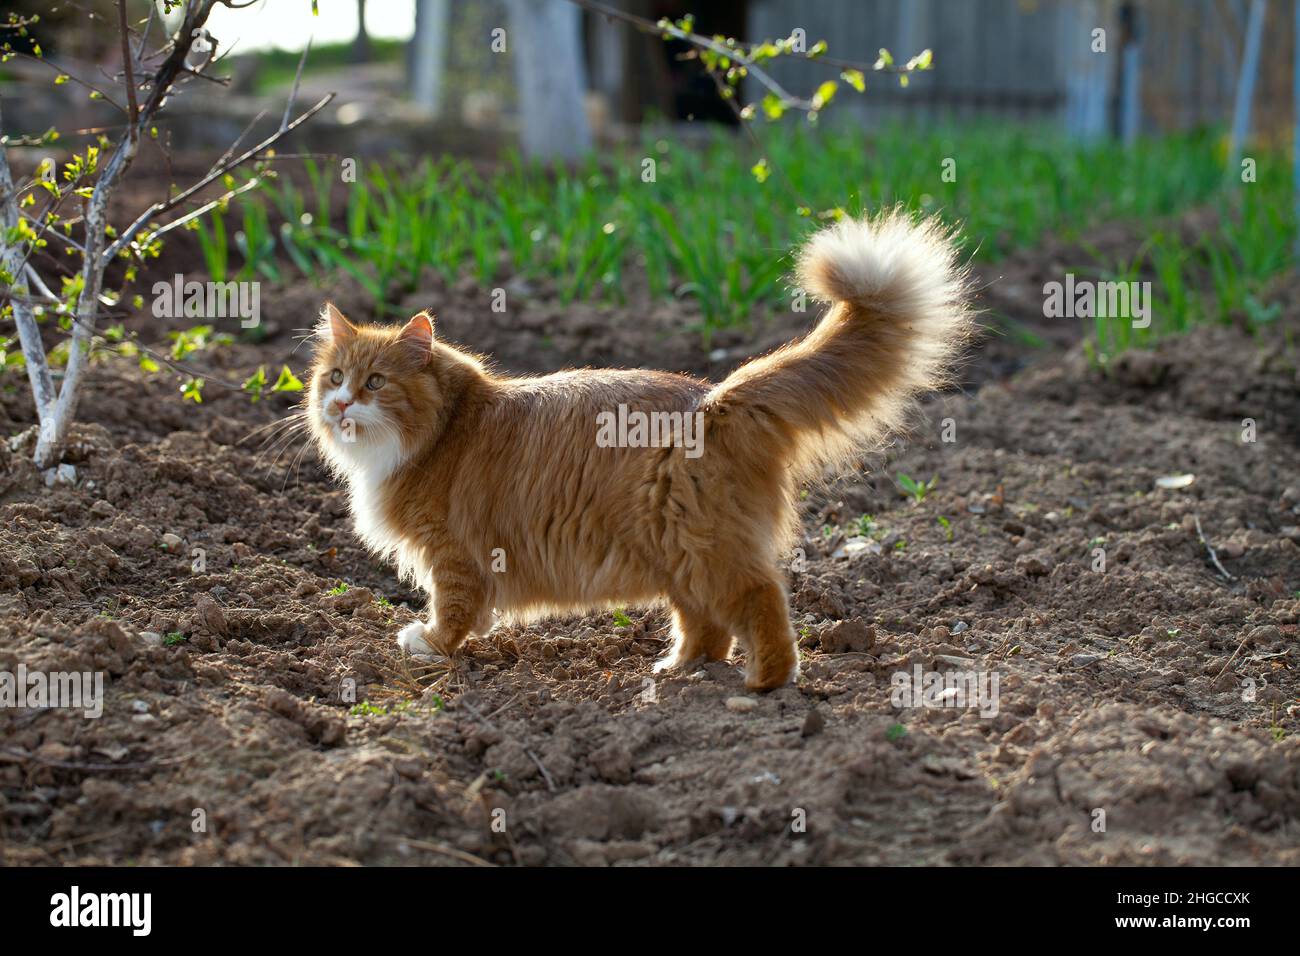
[307,303,438,477]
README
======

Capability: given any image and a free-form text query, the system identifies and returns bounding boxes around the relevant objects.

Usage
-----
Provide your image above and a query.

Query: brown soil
[2,234,1299,866]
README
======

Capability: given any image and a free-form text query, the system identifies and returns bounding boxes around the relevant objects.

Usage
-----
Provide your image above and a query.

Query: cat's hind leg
[728,576,799,691]
[654,601,733,673]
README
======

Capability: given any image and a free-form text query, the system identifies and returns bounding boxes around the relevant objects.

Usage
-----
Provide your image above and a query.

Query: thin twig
[116,0,140,130]
[569,0,925,113]
[1193,513,1236,581]
[104,92,334,262]
[9,50,128,114]
[133,1,156,64]
[206,108,270,179]
[282,36,314,131]
[460,700,557,792]
[399,837,495,867]
[1214,633,1250,681]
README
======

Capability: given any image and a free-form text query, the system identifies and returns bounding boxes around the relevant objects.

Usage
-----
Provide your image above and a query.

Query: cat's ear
[397,311,435,363]
[319,302,357,343]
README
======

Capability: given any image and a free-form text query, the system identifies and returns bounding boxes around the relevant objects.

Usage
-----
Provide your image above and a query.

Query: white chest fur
[341,441,406,559]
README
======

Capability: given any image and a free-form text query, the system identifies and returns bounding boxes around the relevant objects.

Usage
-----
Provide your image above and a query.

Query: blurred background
[6,1,1297,150]
[5,0,1293,361]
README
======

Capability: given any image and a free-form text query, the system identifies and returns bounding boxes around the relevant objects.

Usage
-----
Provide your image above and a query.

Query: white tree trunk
[507,0,592,161]
[1228,0,1267,172]
[1119,4,1142,144]
[410,0,450,116]
[0,148,55,422]
[1061,0,1111,140]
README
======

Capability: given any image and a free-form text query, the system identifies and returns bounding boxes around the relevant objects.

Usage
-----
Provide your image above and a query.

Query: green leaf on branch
[242,366,268,401]
[761,93,785,120]
[841,69,866,93]
[180,377,205,403]
[272,365,303,393]
[908,49,933,71]
[812,80,838,110]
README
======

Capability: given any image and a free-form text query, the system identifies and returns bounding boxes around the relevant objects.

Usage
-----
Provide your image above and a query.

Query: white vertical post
[1119,3,1142,143]
[411,0,451,117]
[507,0,592,161]
[1063,0,1111,139]
[1228,0,1267,171]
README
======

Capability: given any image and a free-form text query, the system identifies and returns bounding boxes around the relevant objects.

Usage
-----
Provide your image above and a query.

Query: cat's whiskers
[289,327,321,358]
[239,407,308,446]
[281,437,316,492]
[246,410,312,477]
[259,428,307,473]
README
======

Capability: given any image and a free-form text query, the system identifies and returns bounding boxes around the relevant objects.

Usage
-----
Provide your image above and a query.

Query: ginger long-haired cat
[307,210,972,690]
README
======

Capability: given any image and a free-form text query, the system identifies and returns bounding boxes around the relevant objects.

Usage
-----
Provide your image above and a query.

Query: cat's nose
[331,398,353,417]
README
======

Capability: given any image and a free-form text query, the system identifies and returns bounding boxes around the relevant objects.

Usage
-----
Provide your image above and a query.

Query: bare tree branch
[282,36,314,131]
[0,99,56,419]
[2,0,328,468]
[105,92,334,263]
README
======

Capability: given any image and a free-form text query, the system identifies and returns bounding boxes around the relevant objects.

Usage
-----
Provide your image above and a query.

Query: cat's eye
[365,373,386,391]
[329,369,343,386]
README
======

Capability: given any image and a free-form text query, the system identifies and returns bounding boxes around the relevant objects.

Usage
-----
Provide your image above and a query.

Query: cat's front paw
[652,652,698,675]
[396,621,435,656]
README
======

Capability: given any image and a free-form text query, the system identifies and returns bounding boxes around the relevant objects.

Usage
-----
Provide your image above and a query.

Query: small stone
[725,696,757,713]
[590,742,633,783]
[820,618,875,654]
[131,699,149,714]
[1016,555,1050,576]
[36,741,74,763]
[1071,653,1102,667]
[800,708,826,737]
[933,654,975,668]
[93,744,130,762]
[139,631,163,647]
[194,593,227,636]
[43,463,77,488]
[952,621,969,635]
[161,533,184,552]
[90,500,115,518]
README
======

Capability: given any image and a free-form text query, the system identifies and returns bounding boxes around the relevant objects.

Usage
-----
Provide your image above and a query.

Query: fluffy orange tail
[704,209,974,478]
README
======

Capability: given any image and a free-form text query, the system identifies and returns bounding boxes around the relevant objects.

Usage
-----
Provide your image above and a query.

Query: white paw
[396,621,434,656]
[652,653,691,674]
